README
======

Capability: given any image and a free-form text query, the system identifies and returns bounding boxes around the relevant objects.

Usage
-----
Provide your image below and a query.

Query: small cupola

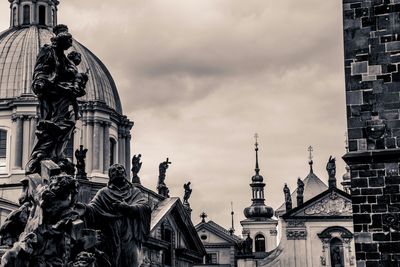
[9,0,59,28]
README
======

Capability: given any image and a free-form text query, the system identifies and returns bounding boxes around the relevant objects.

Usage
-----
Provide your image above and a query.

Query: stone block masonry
[343,0,400,266]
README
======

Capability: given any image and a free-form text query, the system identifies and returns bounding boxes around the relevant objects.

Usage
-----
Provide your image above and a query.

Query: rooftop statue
[326,156,337,189]
[131,154,142,184]
[75,145,88,180]
[25,24,87,175]
[183,182,192,204]
[297,178,304,206]
[78,164,151,267]
[283,183,292,211]
[157,158,171,197]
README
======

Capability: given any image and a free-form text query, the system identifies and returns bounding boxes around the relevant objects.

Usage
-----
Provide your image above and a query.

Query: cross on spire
[308,145,314,173]
[200,212,208,223]
[254,133,260,174]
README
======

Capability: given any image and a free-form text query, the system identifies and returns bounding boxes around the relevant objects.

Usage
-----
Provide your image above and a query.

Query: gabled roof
[150,197,206,255]
[195,220,242,244]
[282,187,352,220]
[276,169,328,216]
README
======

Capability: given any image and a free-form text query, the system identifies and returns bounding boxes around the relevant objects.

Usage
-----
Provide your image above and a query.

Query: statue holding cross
[157,158,171,197]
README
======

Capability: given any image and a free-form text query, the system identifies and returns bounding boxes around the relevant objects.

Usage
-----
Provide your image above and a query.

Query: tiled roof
[0,26,122,114]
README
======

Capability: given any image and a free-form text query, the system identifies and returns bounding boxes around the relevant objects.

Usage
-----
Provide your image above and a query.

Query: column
[85,121,93,175]
[103,123,110,172]
[29,116,37,154]
[22,116,30,167]
[118,129,125,166]
[13,116,23,169]
[32,2,36,24]
[92,121,101,172]
[125,133,131,174]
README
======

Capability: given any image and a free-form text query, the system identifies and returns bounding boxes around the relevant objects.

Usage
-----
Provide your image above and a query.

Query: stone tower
[342,1,400,265]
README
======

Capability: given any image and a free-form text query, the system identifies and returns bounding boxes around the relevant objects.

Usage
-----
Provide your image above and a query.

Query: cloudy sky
[0,0,346,234]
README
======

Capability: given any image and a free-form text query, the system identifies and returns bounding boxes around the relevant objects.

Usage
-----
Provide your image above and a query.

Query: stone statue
[131,154,142,184]
[67,51,89,120]
[326,156,337,189]
[25,24,87,175]
[243,234,253,254]
[78,164,151,267]
[283,183,292,211]
[157,158,171,197]
[183,182,192,204]
[1,172,106,266]
[297,178,304,206]
[75,145,88,180]
[331,247,343,267]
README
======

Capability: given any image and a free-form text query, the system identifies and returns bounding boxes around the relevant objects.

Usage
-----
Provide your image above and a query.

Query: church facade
[196,143,356,267]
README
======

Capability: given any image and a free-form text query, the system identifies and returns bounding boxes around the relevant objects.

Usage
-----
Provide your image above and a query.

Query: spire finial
[254,133,260,174]
[229,201,235,235]
[308,145,314,173]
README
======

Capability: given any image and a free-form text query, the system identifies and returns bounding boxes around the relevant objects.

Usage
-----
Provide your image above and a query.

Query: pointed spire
[254,133,260,175]
[308,145,314,173]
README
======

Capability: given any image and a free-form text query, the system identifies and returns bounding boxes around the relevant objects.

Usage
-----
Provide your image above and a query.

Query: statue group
[0,25,151,267]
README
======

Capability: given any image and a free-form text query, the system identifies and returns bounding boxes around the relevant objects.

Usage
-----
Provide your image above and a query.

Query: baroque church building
[0,1,206,266]
[196,142,356,267]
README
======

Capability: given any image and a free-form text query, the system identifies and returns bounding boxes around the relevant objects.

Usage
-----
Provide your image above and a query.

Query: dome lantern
[8,0,59,28]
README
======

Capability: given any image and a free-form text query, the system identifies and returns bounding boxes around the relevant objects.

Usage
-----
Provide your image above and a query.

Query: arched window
[22,5,30,25]
[255,234,266,252]
[110,138,116,166]
[0,130,7,173]
[38,6,46,26]
[51,8,55,26]
[64,135,74,161]
[12,7,17,26]
[330,238,344,267]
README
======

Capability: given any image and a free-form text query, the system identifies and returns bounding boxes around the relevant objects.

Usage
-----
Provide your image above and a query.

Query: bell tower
[9,0,59,28]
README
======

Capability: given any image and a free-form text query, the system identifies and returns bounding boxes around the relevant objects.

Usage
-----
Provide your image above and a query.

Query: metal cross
[200,212,208,222]
[254,133,259,147]
[308,146,313,161]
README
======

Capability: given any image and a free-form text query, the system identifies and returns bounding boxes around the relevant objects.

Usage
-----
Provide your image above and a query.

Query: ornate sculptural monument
[0,25,151,267]
[26,24,88,175]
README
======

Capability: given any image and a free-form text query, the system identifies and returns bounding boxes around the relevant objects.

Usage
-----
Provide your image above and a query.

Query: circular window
[201,234,207,240]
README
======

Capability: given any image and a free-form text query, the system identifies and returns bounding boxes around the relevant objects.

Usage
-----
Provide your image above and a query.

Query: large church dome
[0,0,133,184]
[0,0,122,114]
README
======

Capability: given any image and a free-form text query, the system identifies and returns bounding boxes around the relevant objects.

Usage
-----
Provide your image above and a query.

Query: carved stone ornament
[304,193,352,216]
[320,256,326,266]
[270,230,278,236]
[382,213,400,231]
[286,221,306,228]
[286,230,307,240]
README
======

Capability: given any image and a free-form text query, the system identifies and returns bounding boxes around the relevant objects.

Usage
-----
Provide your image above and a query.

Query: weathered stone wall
[343,0,400,266]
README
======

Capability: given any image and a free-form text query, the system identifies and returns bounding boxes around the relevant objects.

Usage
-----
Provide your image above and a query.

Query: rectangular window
[0,130,7,173]
[206,253,218,264]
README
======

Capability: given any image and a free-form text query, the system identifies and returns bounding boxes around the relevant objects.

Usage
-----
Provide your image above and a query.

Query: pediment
[284,190,352,218]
